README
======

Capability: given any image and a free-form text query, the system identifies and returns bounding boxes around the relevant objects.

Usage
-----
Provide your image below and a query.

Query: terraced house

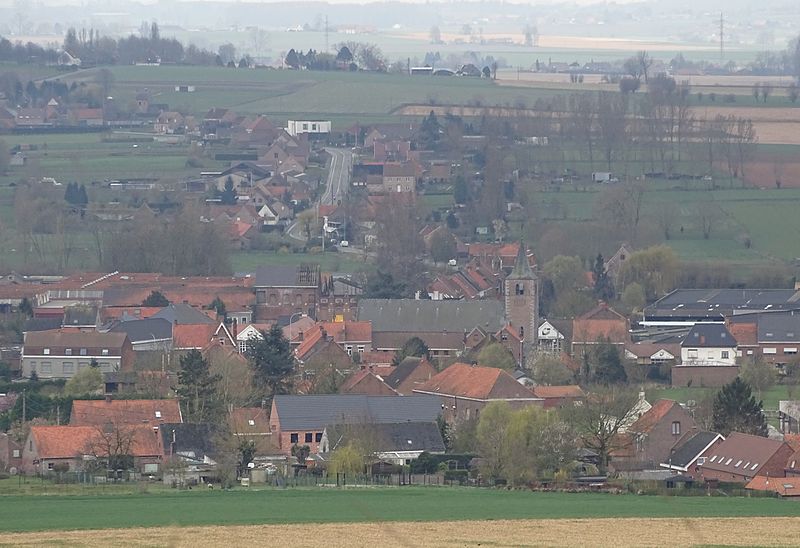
[21,330,134,379]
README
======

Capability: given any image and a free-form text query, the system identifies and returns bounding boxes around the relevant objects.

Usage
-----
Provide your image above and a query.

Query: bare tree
[760,82,773,104]
[636,50,653,83]
[654,202,679,240]
[562,386,638,473]
[696,202,723,240]
[733,117,758,180]
[596,92,629,171]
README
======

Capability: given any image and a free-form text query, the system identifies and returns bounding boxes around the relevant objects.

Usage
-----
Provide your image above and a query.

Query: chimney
[232,318,238,338]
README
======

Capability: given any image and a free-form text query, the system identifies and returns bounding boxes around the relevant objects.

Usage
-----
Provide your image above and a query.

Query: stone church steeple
[504,242,538,359]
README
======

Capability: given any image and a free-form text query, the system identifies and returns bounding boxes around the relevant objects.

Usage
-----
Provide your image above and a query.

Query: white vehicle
[448,259,457,266]
[40,177,60,186]
[339,240,349,247]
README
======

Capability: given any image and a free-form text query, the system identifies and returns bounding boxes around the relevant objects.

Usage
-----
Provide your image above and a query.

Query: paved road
[321,147,352,205]
[286,147,352,241]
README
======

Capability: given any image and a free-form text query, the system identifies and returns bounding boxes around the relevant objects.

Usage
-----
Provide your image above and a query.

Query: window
[62,362,74,374]
[671,421,681,435]
[65,348,72,356]
[248,419,255,426]
[735,460,742,468]
[290,433,299,443]
[48,462,54,470]
[785,348,798,355]
[721,351,729,359]
[515,283,525,296]
[12,449,20,458]
[40,362,52,374]
[239,341,248,353]
[357,345,365,354]
[687,349,698,359]
[763,348,777,355]
[696,457,706,466]
[345,345,353,356]
[710,455,717,463]
[725,458,733,465]
[79,348,87,356]
[155,411,162,418]
[315,432,322,443]
[304,432,313,443]
[751,463,759,470]
[102,349,109,356]
[43,348,50,355]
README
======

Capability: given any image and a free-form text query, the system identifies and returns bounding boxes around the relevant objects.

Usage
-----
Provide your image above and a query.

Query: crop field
[4,517,800,547]
[0,487,799,533]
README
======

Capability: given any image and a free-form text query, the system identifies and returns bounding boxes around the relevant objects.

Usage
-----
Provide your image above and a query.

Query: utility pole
[22,389,26,423]
[325,16,329,53]
[719,12,724,61]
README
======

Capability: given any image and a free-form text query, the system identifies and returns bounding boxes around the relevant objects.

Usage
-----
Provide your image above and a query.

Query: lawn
[648,385,794,411]
[231,250,371,274]
[0,487,798,533]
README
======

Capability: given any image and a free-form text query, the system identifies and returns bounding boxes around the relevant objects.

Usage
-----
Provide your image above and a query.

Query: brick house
[22,424,163,474]
[697,432,795,484]
[412,362,543,425]
[571,303,630,358]
[268,394,441,455]
[384,356,437,395]
[21,330,135,380]
[616,399,698,470]
[382,162,416,193]
[338,370,397,396]
[254,264,320,322]
[0,433,22,472]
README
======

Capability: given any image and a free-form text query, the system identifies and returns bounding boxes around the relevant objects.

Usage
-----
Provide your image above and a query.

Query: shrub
[444,469,469,484]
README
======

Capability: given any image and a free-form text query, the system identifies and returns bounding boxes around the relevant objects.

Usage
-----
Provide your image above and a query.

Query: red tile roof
[295,326,325,359]
[628,399,680,434]
[173,324,217,350]
[339,370,397,396]
[532,385,585,399]
[359,352,395,367]
[414,362,537,400]
[31,424,163,459]
[728,322,758,347]
[746,475,800,497]
[319,321,372,343]
[70,398,182,427]
[229,407,270,435]
[572,303,629,344]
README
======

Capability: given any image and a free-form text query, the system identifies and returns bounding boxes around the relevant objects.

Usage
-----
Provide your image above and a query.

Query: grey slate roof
[324,421,445,453]
[152,304,214,325]
[645,289,800,322]
[358,299,504,333]
[507,241,536,280]
[681,323,737,348]
[109,318,173,343]
[662,431,722,470]
[757,310,800,343]
[160,423,219,461]
[273,394,442,431]
[254,264,319,288]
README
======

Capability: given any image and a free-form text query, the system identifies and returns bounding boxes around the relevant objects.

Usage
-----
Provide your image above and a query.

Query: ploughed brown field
[2,517,800,547]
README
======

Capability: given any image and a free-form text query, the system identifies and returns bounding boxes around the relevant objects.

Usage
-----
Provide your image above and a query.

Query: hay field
[693,106,800,145]
[3,517,800,547]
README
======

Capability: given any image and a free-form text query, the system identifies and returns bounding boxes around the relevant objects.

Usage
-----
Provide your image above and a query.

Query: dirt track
[3,517,800,547]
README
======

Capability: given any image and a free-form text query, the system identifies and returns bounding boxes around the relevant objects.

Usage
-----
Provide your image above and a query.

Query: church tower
[504,242,538,358]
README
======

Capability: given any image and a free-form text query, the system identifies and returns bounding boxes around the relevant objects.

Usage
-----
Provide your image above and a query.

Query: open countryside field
[0,488,799,534]
[4,517,800,547]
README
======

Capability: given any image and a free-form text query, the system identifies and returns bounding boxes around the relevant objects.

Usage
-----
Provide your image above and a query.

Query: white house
[286,120,331,137]
[680,323,738,366]
[236,324,265,353]
[537,319,565,355]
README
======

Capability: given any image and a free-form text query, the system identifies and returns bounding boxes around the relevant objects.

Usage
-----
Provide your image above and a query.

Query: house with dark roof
[254,264,320,322]
[384,356,437,395]
[160,423,220,485]
[412,362,542,425]
[680,324,737,366]
[643,288,800,327]
[357,299,505,360]
[319,421,445,465]
[21,329,134,380]
[727,309,800,366]
[612,399,697,471]
[697,432,795,484]
[108,317,173,352]
[672,323,740,388]
[660,431,724,474]
[269,394,441,455]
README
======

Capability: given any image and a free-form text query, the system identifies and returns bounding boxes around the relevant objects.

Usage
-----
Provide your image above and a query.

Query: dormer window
[65,349,72,356]
[155,411,162,418]
[43,348,50,355]
[248,419,255,426]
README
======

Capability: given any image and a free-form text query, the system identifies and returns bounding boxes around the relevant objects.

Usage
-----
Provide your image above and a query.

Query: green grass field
[0,486,797,533]
[648,385,794,411]
[231,250,371,274]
